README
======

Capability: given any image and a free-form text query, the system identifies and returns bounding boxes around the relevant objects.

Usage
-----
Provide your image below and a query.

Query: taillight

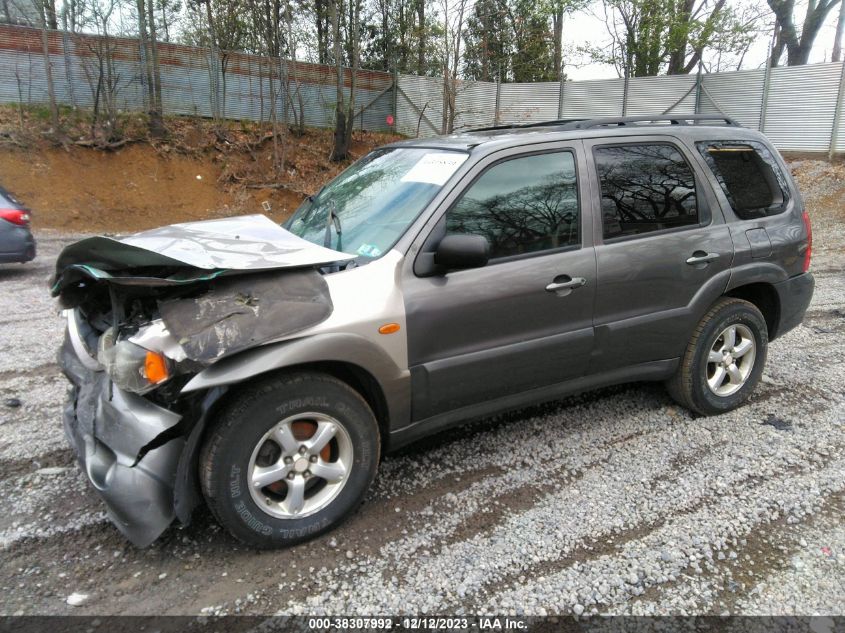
[0,208,30,226]
[802,210,812,273]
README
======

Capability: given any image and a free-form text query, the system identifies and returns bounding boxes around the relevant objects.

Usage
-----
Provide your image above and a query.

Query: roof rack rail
[469,119,584,132]
[468,114,740,133]
[561,114,741,129]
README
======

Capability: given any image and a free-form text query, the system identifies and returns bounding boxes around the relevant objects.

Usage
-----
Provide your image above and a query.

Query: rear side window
[594,144,700,239]
[697,141,789,219]
[446,151,579,259]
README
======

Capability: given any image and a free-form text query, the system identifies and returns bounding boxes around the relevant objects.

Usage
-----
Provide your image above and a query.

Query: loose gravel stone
[0,163,843,616]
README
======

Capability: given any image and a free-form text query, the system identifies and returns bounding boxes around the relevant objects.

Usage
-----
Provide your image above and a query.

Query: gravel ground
[0,162,843,617]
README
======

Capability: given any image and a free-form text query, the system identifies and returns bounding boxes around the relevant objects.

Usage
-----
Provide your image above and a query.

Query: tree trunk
[552,7,563,81]
[445,1,465,133]
[316,0,325,64]
[136,0,163,135]
[160,0,171,42]
[416,0,425,74]
[834,0,845,61]
[44,0,58,29]
[768,0,842,66]
[205,0,220,121]
[381,0,390,71]
[345,0,360,150]
[146,0,163,118]
[331,0,349,161]
[666,0,694,74]
[39,20,60,132]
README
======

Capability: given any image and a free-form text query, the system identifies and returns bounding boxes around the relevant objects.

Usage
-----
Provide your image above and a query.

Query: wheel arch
[724,282,781,340]
[172,334,411,526]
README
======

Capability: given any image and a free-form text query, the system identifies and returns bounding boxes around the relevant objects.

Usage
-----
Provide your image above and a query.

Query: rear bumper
[772,272,815,340]
[0,226,36,263]
[59,331,185,547]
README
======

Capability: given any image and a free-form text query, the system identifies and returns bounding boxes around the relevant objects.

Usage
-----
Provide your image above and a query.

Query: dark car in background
[0,186,35,264]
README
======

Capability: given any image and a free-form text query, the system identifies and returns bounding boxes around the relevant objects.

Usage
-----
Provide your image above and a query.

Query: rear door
[402,142,597,421]
[584,137,734,373]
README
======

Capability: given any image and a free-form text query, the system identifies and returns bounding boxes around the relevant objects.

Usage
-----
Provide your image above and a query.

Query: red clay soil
[0,112,402,233]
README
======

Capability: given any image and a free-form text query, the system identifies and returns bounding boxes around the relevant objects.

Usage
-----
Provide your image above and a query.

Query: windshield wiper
[323,201,342,251]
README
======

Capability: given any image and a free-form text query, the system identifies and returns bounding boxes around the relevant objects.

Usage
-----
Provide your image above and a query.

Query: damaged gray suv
[55,115,814,548]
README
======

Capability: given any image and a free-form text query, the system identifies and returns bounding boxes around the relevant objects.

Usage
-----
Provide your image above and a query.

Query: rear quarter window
[697,141,789,220]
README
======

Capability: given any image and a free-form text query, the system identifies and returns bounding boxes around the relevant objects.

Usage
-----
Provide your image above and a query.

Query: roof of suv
[387,115,768,155]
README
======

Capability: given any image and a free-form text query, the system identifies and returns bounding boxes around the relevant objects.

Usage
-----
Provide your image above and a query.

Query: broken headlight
[97,330,171,394]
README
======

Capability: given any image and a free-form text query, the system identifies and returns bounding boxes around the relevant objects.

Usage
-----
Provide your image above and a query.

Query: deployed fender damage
[54,215,352,546]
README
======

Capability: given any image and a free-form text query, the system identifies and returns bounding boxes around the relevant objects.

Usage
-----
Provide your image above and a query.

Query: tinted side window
[445,152,579,259]
[595,144,699,239]
[697,141,788,219]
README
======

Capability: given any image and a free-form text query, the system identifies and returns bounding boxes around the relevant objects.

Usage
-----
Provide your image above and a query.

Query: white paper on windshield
[400,152,468,185]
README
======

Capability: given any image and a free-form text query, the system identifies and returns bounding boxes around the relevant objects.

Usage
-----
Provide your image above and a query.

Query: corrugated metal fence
[396,64,845,155]
[2,24,845,154]
[0,24,395,132]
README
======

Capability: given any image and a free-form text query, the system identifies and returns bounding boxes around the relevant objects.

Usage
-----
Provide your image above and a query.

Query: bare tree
[330,0,360,160]
[833,0,845,60]
[768,0,842,66]
[42,0,58,28]
[37,0,60,132]
[80,0,125,144]
[136,0,166,134]
[284,0,306,136]
[593,0,758,77]
[440,0,468,133]
[330,0,346,159]
[345,0,361,148]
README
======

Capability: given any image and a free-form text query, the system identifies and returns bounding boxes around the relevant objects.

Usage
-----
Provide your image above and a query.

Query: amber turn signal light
[144,351,170,384]
[378,323,401,335]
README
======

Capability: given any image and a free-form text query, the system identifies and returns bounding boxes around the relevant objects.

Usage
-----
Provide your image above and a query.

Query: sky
[559,2,844,80]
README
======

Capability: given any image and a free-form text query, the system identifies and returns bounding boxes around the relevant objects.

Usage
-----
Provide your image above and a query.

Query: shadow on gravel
[0,264,35,281]
[388,382,671,459]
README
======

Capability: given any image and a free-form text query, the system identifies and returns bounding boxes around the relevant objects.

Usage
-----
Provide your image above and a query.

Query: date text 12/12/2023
[307,617,528,630]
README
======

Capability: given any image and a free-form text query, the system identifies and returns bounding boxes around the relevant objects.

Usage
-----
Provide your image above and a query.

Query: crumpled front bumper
[59,330,185,547]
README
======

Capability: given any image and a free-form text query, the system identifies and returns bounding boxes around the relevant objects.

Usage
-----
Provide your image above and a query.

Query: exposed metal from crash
[54,214,351,546]
[158,269,333,362]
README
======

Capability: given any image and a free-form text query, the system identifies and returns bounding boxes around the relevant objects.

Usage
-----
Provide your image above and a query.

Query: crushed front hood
[52,214,352,294]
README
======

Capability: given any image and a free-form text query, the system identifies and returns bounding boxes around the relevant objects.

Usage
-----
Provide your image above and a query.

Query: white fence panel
[453,80,497,130]
[700,68,765,130]
[764,63,840,152]
[498,81,560,124]
[626,74,696,115]
[560,78,625,118]
[397,74,444,137]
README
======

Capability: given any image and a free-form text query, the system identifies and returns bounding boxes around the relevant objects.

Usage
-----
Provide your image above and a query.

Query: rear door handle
[685,252,719,265]
[545,277,587,292]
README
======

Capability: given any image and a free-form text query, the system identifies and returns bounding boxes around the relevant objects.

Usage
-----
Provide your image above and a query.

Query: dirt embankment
[0,110,402,233]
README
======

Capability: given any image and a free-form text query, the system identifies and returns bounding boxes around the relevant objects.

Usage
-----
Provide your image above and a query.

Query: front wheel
[667,297,768,416]
[200,372,380,549]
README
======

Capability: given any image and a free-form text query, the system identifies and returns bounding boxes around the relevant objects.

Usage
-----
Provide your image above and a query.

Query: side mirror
[434,234,490,271]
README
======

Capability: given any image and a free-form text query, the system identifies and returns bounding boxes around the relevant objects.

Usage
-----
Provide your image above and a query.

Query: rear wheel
[667,297,768,416]
[200,372,380,548]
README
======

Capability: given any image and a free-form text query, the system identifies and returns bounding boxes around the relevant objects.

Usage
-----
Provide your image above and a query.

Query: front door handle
[686,251,720,265]
[545,277,587,292]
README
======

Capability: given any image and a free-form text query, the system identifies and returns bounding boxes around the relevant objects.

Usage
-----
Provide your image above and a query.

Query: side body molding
[181,333,412,430]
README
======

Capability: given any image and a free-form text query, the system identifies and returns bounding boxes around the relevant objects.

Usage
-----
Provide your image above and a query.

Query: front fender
[180,332,411,427]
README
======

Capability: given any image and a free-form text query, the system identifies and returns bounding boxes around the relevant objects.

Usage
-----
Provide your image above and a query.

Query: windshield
[286,147,468,260]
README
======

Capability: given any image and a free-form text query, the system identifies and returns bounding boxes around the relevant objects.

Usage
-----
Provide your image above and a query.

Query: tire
[666,297,768,416]
[200,371,380,549]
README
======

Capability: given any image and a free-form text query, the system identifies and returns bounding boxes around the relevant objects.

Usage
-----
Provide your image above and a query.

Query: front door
[403,144,597,422]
